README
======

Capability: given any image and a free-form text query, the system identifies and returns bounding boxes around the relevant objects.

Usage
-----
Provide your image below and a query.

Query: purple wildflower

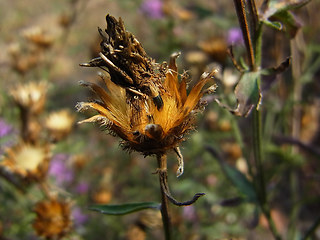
[140,0,164,19]
[49,154,74,186]
[182,205,197,222]
[227,27,244,46]
[72,207,88,227]
[75,181,89,195]
[0,118,13,138]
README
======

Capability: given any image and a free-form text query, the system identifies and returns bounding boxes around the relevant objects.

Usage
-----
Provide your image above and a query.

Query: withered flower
[10,81,48,115]
[0,142,51,186]
[199,38,228,63]
[10,81,49,142]
[77,15,216,177]
[45,109,75,142]
[33,198,72,239]
[22,26,54,49]
[8,43,40,74]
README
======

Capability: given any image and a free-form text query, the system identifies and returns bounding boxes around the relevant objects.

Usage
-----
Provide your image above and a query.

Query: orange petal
[178,78,187,104]
[79,81,112,107]
[183,70,216,113]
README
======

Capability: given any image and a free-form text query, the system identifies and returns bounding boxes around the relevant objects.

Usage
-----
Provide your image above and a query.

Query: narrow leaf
[221,160,257,203]
[206,146,257,203]
[89,202,160,215]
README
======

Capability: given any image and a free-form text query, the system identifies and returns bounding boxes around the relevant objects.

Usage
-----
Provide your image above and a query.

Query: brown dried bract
[33,198,72,239]
[0,143,51,186]
[77,14,217,176]
[81,15,164,110]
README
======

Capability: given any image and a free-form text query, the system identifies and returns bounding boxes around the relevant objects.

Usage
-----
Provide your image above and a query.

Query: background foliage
[0,0,320,239]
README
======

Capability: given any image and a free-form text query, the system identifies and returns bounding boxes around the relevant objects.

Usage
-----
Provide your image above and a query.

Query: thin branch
[272,135,320,157]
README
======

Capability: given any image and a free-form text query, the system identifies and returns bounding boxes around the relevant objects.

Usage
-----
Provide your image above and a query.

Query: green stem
[252,92,282,240]
[233,0,282,239]
[253,110,281,240]
[254,22,263,68]
[157,154,172,240]
[252,109,266,204]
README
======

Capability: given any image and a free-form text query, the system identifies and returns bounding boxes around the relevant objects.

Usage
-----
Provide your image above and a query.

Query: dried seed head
[77,15,217,157]
[81,15,164,109]
[0,142,51,185]
[22,26,54,49]
[33,198,72,239]
[10,81,49,114]
[45,109,75,142]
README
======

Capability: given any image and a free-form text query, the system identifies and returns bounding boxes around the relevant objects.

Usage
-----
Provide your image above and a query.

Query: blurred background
[0,0,320,239]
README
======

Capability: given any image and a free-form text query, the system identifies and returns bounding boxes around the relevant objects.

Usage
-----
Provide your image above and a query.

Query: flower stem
[233,0,282,239]
[157,154,172,240]
[39,181,52,200]
[252,110,281,240]
[252,109,265,203]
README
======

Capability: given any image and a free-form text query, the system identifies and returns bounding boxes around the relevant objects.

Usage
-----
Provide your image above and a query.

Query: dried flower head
[10,81,48,114]
[126,224,146,240]
[22,26,54,49]
[8,42,40,74]
[139,209,162,229]
[45,109,75,141]
[77,15,216,176]
[199,38,228,63]
[0,142,50,185]
[33,198,72,239]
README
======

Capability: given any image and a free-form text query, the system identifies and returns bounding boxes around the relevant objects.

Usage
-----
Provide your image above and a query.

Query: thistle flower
[10,81,48,115]
[227,27,244,46]
[77,15,216,177]
[75,181,89,194]
[45,109,75,142]
[0,142,51,185]
[0,118,13,138]
[33,198,72,239]
[140,0,164,19]
[48,154,74,186]
[71,207,88,227]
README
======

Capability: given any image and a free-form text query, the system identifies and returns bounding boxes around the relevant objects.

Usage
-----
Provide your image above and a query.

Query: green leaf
[206,146,257,203]
[220,160,257,203]
[261,0,311,37]
[89,202,160,215]
[215,71,261,117]
[267,0,311,14]
[233,71,261,117]
[271,10,300,38]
